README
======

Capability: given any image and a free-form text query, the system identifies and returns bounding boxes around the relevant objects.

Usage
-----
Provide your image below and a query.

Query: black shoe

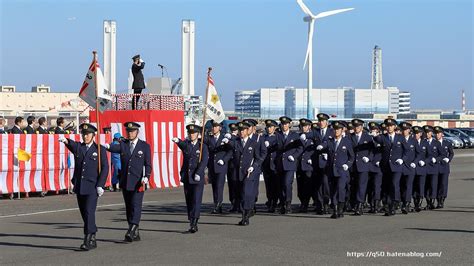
[345,201,353,212]
[391,202,398,215]
[238,210,250,226]
[323,204,329,214]
[299,203,308,213]
[188,218,199,233]
[439,198,445,208]
[414,198,421,212]
[285,202,292,214]
[279,203,286,215]
[337,203,345,218]
[330,204,338,219]
[80,234,92,251]
[354,203,362,216]
[89,234,97,249]
[211,203,223,214]
[401,202,408,214]
[384,204,391,216]
[268,202,276,213]
[131,224,140,241]
[124,224,133,242]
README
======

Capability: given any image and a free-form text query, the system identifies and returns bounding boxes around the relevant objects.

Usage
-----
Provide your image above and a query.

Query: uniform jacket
[204,133,233,174]
[176,139,209,185]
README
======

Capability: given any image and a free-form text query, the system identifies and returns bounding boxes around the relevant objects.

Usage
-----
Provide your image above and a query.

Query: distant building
[234,86,410,119]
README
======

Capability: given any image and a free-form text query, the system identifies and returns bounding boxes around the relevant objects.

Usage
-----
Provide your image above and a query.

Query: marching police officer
[374,118,407,216]
[350,119,372,216]
[233,122,264,225]
[399,122,417,214]
[262,119,279,213]
[274,116,302,214]
[106,122,152,242]
[412,126,428,212]
[59,123,109,251]
[323,121,354,219]
[172,124,209,233]
[367,122,383,213]
[434,126,454,209]
[423,125,441,210]
[227,123,241,212]
[296,118,315,213]
[204,120,233,214]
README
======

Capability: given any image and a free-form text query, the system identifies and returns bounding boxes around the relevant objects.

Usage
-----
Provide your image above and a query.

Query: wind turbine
[296,0,354,119]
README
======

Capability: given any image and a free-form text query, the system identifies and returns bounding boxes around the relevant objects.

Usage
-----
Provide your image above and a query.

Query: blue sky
[0,0,472,110]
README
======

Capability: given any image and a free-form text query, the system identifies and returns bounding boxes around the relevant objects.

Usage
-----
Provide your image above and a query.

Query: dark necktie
[130,142,135,154]
[357,134,360,143]
[335,139,340,150]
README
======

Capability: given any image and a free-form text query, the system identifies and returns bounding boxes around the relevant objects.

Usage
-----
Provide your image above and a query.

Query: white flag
[79,59,112,113]
[206,76,225,123]
[128,69,134,95]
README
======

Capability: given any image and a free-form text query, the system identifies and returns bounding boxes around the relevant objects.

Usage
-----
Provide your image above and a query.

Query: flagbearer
[105,122,152,242]
[172,125,209,233]
[58,123,109,251]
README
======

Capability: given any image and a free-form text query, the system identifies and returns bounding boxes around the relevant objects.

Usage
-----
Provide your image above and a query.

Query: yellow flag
[18,148,31,162]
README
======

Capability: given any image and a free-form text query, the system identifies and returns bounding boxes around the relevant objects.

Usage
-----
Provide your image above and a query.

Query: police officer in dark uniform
[399,122,417,214]
[311,113,334,214]
[25,116,36,134]
[296,118,315,213]
[434,126,454,209]
[59,123,109,251]
[204,120,233,214]
[274,116,302,214]
[423,125,441,210]
[172,125,209,233]
[242,118,267,215]
[234,122,264,226]
[367,122,383,213]
[262,119,279,213]
[131,55,145,110]
[323,121,354,219]
[106,122,152,242]
[374,118,407,216]
[350,119,372,215]
[227,123,241,212]
[412,126,428,212]
[10,117,25,134]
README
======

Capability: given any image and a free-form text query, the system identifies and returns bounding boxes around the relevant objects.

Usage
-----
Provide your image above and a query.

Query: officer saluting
[106,122,152,242]
[59,123,109,251]
[172,125,209,233]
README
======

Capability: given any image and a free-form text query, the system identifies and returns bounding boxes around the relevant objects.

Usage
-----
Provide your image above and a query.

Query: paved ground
[0,149,473,265]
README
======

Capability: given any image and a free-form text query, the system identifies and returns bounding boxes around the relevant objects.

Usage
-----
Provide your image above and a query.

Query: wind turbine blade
[296,0,315,17]
[313,8,354,19]
[303,20,314,69]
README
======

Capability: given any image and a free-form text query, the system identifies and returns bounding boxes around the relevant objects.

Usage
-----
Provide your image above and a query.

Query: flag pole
[92,51,102,175]
[199,67,212,162]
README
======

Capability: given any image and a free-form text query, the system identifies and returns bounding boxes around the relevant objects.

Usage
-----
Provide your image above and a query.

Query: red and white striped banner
[0,134,112,194]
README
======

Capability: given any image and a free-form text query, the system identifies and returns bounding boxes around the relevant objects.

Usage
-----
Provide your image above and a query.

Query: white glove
[431,157,437,164]
[322,153,328,160]
[288,155,295,162]
[362,156,370,163]
[222,138,229,144]
[410,163,416,168]
[264,141,270,147]
[217,159,224,165]
[395,159,403,165]
[375,161,380,167]
[141,177,149,184]
[194,174,200,182]
[171,137,179,143]
[418,160,425,167]
[342,164,349,171]
[96,187,104,197]
[103,143,110,149]
[139,58,144,63]
[247,167,254,173]
[300,134,306,141]
[224,133,232,139]
[443,158,449,163]
[316,145,324,151]
[58,136,67,143]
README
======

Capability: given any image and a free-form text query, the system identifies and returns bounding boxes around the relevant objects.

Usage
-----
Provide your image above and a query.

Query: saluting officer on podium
[172,124,209,233]
[106,122,152,242]
[59,123,109,251]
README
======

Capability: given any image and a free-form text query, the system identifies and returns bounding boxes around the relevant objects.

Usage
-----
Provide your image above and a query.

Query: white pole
[307,21,313,119]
